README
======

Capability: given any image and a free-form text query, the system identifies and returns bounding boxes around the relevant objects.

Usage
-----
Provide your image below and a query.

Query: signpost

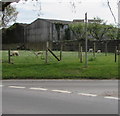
[85,13,88,67]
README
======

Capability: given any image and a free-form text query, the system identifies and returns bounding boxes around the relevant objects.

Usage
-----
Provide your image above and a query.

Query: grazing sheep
[88,48,93,52]
[97,50,101,53]
[34,51,43,56]
[10,51,19,56]
[116,50,119,55]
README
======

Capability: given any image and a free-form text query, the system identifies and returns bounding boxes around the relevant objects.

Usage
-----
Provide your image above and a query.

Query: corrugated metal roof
[30,18,72,25]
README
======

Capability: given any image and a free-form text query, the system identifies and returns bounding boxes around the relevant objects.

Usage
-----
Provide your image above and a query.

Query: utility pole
[85,12,88,67]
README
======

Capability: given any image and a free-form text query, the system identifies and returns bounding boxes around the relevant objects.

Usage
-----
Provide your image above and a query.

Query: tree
[1,4,18,28]
[87,19,118,56]
[88,22,118,41]
[69,23,85,41]
[87,21,107,41]
[69,18,118,57]
[86,17,118,41]
[1,0,20,11]
[106,25,118,40]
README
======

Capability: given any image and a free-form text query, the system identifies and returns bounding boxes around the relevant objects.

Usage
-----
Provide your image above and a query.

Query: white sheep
[116,50,119,55]
[88,48,93,52]
[97,50,101,53]
[10,51,19,56]
[34,51,43,56]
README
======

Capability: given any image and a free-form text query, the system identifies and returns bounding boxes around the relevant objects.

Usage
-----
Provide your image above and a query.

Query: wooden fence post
[93,42,96,59]
[45,41,49,64]
[85,12,88,67]
[78,42,80,58]
[118,44,120,79]
[60,42,63,61]
[8,49,11,63]
[80,44,83,63]
[118,44,120,63]
[78,42,83,63]
[115,46,117,62]
[105,42,108,56]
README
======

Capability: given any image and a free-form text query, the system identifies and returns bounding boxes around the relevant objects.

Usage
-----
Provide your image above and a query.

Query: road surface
[1,80,119,114]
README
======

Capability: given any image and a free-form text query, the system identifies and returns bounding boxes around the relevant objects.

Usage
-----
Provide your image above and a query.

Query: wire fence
[1,39,120,64]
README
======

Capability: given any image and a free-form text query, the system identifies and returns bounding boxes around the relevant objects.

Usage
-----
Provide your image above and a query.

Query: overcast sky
[11,0,119,25]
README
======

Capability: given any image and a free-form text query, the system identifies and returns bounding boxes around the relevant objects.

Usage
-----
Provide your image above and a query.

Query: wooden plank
[48,48,60,61]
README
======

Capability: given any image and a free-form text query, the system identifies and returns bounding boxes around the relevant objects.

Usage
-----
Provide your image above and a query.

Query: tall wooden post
[78,42,80,58]
[118,44,120,61]
[60,42,63,61]
[8,49,11,63]
[118,44,120,80]
[45,41,49,64]
[80,44,83,63]
[105,41,108,56]
[85,13,88,67]
[93,42,96,59]
[115,46,117,63]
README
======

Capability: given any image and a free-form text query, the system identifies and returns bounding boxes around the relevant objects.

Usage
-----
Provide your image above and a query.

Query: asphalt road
[1,80,119,114]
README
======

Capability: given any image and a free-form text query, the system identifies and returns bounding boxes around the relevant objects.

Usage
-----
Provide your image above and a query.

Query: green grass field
[1,50,119,79]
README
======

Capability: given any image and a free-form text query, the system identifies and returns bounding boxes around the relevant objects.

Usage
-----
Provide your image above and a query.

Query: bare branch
[107,0,117,24]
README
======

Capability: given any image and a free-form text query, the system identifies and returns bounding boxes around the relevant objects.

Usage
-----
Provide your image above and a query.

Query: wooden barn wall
[26,42,53,50]
[25,20,70,43]
[2,24,24,44]
[2,42,53,50]
[2,40,120,52]
[52,40,120,53]
[25,20,54,43]
[2,43,22,50]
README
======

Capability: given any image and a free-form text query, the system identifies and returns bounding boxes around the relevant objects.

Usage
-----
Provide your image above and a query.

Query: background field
[1,50,119,79]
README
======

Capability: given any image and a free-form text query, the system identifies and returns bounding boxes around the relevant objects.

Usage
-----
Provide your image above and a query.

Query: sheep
[10,51,19,56]
[34,51,43,57]
[88,48,93,52]
[97,50,101,53]
[116,50,119,55]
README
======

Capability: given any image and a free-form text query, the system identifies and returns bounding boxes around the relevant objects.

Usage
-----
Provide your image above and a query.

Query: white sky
[11,0,119,25]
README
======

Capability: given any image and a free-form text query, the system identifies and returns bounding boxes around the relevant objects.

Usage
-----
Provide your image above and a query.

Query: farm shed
[24,18,72,50]
[2,18,74,50]
[2,23,27,50]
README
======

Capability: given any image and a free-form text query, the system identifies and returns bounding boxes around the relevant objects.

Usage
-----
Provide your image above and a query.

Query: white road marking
[104,96,119,100]
[9,86,26,89]
[52,89,71,93]
[78,93,97,97]
[29,87,48,91]
[6,85,119,100]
